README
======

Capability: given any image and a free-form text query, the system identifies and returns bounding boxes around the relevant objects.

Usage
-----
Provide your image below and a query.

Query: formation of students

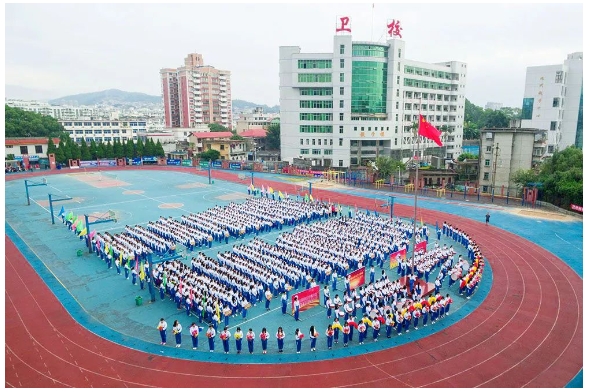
[63,194,485,354]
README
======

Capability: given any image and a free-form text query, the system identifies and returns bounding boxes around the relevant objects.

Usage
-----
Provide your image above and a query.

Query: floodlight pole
[208,160,212,184]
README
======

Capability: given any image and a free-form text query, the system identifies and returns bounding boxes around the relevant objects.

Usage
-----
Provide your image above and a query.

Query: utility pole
[491,142,499,202]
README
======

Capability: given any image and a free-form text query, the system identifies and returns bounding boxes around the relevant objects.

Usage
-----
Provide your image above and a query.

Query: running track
[5,167,583,387]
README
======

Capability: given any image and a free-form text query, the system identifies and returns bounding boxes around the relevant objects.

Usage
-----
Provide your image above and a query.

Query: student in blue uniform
[234,327,243,354]
[157,318,167,345]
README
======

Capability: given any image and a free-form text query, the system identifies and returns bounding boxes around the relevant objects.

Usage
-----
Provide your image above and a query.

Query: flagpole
[411,99,422,275]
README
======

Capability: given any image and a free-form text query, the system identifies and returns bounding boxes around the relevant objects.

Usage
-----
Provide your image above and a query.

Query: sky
[4,2,584,107]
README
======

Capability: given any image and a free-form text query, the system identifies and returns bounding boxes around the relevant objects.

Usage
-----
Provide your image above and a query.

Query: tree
[54,146,65,164]
[104,141,114,158]
[208,123,229,132]
[135,139,144,157]
[457,152,478,161]
[4,105,67,138]
[96,142,105,159]
[70,140,81,160]
[144,138,155,156]
[6,154,15,160]
[155,140,165,157]
[113,139,124,158]
[47,137,57,155]
[480,109,509,128]
[266,123,280,150]
[374,156,405,180]
[89,140,98,160]
[463,121,480,140]
[125,139,135,158]
[199,149,221,161]
[464,99,484,125]
[80,140,92,160]
[511,169,538,190]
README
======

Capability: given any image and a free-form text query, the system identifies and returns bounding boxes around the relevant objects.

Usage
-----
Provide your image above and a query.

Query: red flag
[418,114,443,147]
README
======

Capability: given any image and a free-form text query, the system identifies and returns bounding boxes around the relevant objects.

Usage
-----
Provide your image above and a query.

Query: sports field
[4,167,583,387]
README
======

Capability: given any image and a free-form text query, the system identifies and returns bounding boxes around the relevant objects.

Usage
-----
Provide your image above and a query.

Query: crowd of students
[76,193,486,354]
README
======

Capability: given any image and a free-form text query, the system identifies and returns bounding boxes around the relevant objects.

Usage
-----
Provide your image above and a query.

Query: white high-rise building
[279,35,467,168]
[485,102,503,111]
[520,52,583,151]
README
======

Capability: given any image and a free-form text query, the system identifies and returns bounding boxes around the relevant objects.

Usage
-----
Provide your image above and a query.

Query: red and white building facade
[160,53,232,129]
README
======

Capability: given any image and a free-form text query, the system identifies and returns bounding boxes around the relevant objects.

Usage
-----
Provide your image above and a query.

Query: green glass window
[403,78,452,91]
[298,73,332,83]
[352,44,388,58]
[300,88,333,96]
[351,61,387,114]
[300,149,309,155]
[299,100,333,109]
[299,125,333,133]
[300,113,333,121]
[522,98,534,120]
[298,60,332,69]
[323,149,333,155]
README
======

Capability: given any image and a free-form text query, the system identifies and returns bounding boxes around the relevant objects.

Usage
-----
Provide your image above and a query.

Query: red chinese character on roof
[336,16,351,33]
[387,19,403,38]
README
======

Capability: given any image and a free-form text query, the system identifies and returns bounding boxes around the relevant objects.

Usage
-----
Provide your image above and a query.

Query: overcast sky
[5,3,583,107]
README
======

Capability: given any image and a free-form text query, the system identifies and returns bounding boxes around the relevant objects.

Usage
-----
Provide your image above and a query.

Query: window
[300,88,333,96]
[394,138,398,146]
[397,76,400,85]
[300,100,333,109]
[299,113,333,121]
[354,127,357,131]
[485,159,490,166]
[340,73,344,82]
[555,71,563,83]
[300,149,309,155]
[522,97,534,119]
[323,149,332,155]
[312,149,321,155]
[220,145,225,150]
[339,100,344,108]
[85,130,93,134]
[483,172,490,180]
[340,44,345,55]
[550,121,557,131]
[20,146,28,154]
[318,139,321,145]
[324,139,327,145]
[35,145,43,154]
[93,122,101,126]
[297,60,332,69]
[298,73,332,83]
[300,139,303,145]
[306,139,309,145]
[483,186,488,193]
[312,139,316,145]
[396,102,399,109]
[340,59,345,68]
[340,87,344,95]
[330,139,333,146]
[339,125,344,134]
[339,160,343,167]
[486,145,492,152]
[553,98,560,107]
[83,122,91,126]
[398,49,401,58]
[395,126,398,133]
[339,113,344,121]
[339,138,343,146]
[207,144,212,149]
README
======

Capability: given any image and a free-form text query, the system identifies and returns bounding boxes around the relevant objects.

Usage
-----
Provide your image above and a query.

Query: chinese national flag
[418,114,443,147]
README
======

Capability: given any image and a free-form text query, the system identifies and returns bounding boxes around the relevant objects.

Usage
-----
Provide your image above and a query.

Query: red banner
[348,268,365,291]
[291,285,320,315]
[571,204,583,213]
[415,241,427,253]
[389,248,407,269]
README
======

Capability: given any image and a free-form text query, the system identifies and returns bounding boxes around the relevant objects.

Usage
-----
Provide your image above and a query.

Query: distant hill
[49,89,161,106]
[232,99,279,113]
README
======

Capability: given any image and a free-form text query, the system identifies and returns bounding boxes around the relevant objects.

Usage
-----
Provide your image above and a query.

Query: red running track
[4,168,583,387]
